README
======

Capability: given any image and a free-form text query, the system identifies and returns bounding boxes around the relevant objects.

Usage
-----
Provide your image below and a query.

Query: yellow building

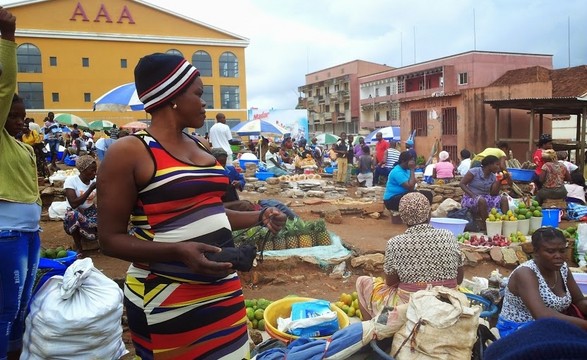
[7,0,249,132]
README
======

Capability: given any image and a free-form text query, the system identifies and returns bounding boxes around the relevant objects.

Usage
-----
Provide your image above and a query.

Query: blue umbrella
[93,83,144,112]
[364,126,400,144]
[231,119,288,137]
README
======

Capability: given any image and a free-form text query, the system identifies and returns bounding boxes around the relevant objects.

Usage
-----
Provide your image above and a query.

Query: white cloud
[3,0,586,110]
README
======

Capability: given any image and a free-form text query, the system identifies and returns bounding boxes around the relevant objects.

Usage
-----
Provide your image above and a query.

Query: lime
[56,250,68,258]
[45,248,56,259]
[257,319,266,331]
[246,307,255,321]
[254,309,264,320]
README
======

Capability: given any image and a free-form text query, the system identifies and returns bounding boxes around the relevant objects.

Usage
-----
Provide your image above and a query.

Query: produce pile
[233,218,332,250]
[333,291,362,320]
[245,298,273,331]
[40,246,70,259]
[458,233,512,247]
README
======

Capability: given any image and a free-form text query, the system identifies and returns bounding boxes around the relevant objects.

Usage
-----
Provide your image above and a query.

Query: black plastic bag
[447,208,480,232]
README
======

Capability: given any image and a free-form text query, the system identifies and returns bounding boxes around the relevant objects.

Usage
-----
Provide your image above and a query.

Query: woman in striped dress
[97,53,285,360]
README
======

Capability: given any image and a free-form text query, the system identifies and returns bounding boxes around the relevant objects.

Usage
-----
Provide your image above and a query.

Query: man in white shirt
[457,149,472,176]
[209,113,233,160]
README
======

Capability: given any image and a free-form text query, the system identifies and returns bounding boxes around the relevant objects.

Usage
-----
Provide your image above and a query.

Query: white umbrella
[364,126,400,144]
[231,119,288,136]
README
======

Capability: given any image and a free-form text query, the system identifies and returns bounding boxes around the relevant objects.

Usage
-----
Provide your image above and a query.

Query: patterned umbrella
[93,83,144,112]
[88,120,114,130]
[54,113,89,129]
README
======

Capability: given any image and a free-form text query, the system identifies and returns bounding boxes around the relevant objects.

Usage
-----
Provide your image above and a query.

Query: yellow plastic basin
[262,296,350,342]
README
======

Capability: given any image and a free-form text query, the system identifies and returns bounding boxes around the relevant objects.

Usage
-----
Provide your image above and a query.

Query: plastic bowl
[507,168,534,182]
[45,250,78,267]
[429,218,468,236]
[263,296,350,342]
[324,167,334,174]
[465,293,499,319]
[256,171,275,181]
[239,159,259,170]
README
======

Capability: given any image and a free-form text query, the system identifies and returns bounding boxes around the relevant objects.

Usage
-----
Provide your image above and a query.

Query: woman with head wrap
[433,150,455,181]
[356,192,463,320]
[63,155,97,257]
[383,151,433,211]
[460,155,509,229]
[97,53,286,359]
[531,134,553,190]
[535,149,570,205]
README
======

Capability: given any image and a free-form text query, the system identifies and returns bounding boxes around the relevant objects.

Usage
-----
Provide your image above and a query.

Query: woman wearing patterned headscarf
[63,155,97,257]
[531,134,553,191]
[535,149,571,205]
[97,53,286,359]
[356,192,463,320]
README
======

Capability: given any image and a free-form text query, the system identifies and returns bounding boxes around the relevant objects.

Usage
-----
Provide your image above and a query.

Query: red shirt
[375,139,390,164]
[533,149,544,175]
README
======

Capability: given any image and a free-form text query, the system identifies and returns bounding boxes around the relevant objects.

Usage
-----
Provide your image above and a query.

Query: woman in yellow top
[20,121,41,146]
[471,141,509,171]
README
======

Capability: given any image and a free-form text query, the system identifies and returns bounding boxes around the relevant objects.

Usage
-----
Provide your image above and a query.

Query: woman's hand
[260,207,286,233]
[408,159,416,170]
[178,242,233,275]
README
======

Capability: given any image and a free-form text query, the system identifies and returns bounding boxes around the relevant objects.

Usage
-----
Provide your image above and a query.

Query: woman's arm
[225,207,285,234]
[460,171,477,198]
[64,181,96,209]
[97,138,233,275]
[513,267,587,330]
[489,177,501,196]
[400,160,417,190]
[0,9,16,132]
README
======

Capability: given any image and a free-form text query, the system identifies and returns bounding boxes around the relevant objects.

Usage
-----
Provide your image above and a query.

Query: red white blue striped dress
[124,131,248,360]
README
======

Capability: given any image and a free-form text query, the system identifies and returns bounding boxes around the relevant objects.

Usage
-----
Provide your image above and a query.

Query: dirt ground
[38,185,515,358]
[39,188,509,299]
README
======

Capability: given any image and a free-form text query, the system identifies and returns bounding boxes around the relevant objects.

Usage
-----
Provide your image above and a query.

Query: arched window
[219,52,238,78]
[192,51,212,77]
[166,49,183,57]
[17,43,42,73]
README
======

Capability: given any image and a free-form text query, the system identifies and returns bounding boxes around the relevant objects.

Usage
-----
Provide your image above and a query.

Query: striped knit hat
[134,53,200,113]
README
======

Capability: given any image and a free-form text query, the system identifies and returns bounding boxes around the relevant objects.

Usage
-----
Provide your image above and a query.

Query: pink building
[358,51,553,161]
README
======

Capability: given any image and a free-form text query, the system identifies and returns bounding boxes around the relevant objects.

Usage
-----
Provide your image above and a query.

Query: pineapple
[285,219,300,249]
[313,219,331,246]
[298,219,313,248]
[272,230,287,250]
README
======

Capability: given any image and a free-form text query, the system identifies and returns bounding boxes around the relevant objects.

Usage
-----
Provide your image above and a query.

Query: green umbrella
[315,133,340,145]
[89,120,114,130]
[54,113,89,129]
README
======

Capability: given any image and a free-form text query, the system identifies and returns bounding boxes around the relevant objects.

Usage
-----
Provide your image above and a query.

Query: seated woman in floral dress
[63,155,97,257]
[356,192,463,320]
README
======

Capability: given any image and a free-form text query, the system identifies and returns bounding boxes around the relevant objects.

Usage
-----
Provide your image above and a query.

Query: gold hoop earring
[172,103,177,109]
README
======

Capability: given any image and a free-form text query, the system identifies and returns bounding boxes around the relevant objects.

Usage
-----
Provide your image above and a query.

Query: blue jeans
[0,231,40,358]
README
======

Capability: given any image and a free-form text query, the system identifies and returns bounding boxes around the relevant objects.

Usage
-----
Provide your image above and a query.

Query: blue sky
[5,0,587,110]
